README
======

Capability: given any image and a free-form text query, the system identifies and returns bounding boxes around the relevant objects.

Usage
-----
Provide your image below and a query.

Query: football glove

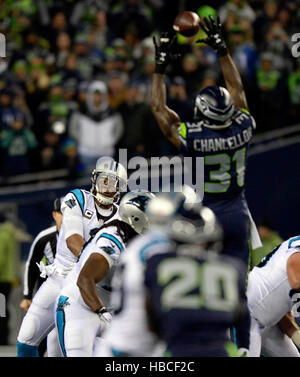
[153,32,177,74]
[36,261,74,278]
[196,15,227,57]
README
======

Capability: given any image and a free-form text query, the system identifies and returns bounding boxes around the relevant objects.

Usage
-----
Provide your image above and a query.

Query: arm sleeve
[178,122,189,153]
[239,108,256,131]
[61,191,84,239]
[23,235,47,299]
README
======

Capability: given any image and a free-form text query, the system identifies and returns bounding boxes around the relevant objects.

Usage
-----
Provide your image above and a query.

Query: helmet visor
[95,173,119,197]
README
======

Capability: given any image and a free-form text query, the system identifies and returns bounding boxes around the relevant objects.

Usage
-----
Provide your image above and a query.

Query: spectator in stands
[60,138,84,178]
[12,60,27,92]
[249,219,283,270]
[109,0,153,40]
[0,89,20,130]
[36,80,73,142]
[117,80,159,158]
[46,11,71,50]
[167,76,193,121]
[0,212,18,345]
[107,73,127,109]
[37,126,63,172]
[262,22,292,74]
[253,0,278,46]
[59,53,82,88]
[55,32,72,70]
[26,58,51,120]
[219,0,256,24]
[227,25,258,81]
[72,34,94,81]
[180,54,204,98]
[69,80,123,169]
[256,52,286,131]
[0,110,37,176]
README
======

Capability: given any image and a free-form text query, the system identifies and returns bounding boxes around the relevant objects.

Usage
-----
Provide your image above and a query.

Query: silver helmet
[146,188,222,248]
[119,190,155,234]
[91,157,127,206]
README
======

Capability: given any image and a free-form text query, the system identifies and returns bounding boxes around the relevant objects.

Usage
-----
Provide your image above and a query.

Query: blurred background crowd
[0,0,300,181]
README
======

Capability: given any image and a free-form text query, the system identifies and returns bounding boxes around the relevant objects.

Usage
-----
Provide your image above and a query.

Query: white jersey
[248,236,300,327]
[54,188,119,269]
[62,223,125,307]
[101,232,166,357]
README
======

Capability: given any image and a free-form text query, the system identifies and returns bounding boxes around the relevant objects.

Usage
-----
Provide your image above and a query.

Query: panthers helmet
[146,188,222,248]
[91,157,127,206]
[119,190,155,234]
[194,85,234,129]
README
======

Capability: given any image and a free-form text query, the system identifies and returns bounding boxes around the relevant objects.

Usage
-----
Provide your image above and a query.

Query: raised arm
[219,54,249,111]
[151,33,181,150]
[151,74,181,149]
[198,16,249,111]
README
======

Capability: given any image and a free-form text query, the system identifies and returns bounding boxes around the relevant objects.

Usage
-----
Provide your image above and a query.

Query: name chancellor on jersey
[192,126,253,153]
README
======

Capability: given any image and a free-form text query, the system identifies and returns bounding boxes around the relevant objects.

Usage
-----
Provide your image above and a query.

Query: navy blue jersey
[179,108,256,202]
[144,240,247,357]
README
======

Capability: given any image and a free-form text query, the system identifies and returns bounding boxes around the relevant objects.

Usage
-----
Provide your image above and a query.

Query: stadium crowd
[0,0,299,179]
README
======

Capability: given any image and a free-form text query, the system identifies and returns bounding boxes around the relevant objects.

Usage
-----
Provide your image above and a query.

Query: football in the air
[173,11,200,37]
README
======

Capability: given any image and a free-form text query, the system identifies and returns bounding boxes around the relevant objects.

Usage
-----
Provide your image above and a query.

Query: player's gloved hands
[153,32,177,74]
[96,307,112,323]
[36,262,75,278]
[237,347,249,357]
[95,306,112,333]
[36,262,56,278]
[196,15,227,57]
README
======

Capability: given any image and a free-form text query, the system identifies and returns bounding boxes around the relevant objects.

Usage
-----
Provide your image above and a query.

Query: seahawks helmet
[146,188,222,248]
[91,157,127,206]
[194,85,234,129]
[119,190,155,234]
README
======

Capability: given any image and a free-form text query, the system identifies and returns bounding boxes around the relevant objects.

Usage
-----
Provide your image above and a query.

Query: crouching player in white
[55,191,154,357]
[248,236,300,357]
[17,157,127,357]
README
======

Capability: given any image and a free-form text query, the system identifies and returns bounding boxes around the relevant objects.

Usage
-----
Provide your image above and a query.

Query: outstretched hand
[153,32,179,74]
[196,15,227,57]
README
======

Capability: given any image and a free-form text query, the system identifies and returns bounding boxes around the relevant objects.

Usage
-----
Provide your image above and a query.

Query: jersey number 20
[157,257,239,312]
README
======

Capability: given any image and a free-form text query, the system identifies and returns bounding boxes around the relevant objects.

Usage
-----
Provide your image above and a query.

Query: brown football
[173,11,200,37]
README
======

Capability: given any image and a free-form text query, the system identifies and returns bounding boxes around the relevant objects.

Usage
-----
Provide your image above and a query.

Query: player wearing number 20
[144,193,248,357]
[151,16,256,267]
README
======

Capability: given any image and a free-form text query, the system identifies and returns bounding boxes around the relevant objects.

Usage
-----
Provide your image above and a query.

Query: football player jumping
[151,15,260,352]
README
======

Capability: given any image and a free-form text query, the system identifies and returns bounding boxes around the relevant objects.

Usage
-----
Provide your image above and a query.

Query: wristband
[154,63,167,74]
[94,306,108,315]
[217,46,228,57]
